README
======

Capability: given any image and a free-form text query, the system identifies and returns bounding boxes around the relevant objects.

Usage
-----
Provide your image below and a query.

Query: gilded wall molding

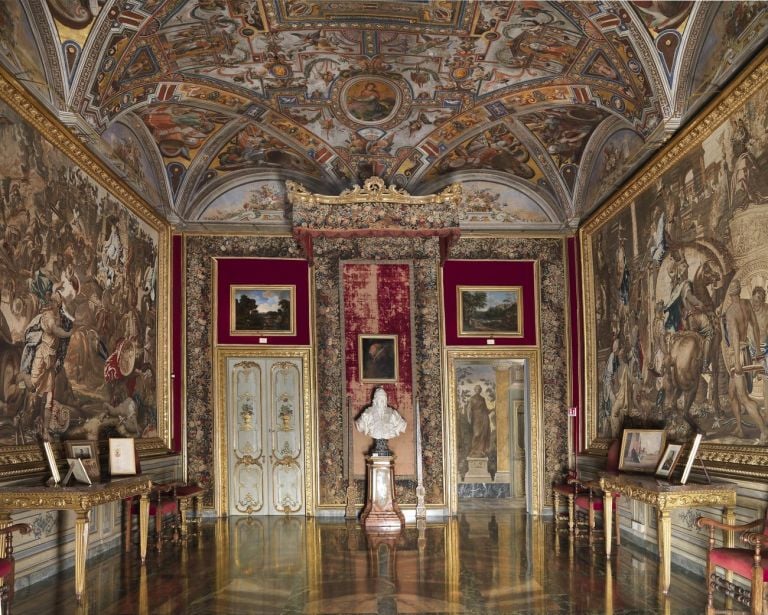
[582,46,768,236]
[444,348,544,515]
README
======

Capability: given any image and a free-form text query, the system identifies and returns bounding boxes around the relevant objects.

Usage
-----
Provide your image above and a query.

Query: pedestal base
[464,456,492,482]
[361,454,404,531]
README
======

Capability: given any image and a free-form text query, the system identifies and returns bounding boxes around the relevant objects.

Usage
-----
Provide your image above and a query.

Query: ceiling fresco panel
[689,2,768,105]
[1,2,63,105]
[1,0,767,228]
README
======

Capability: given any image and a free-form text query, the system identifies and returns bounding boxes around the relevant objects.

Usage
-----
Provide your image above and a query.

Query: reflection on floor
[13,510,721,614]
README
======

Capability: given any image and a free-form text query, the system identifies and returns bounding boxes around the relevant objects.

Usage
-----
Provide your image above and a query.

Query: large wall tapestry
[582,50,768,476]
[449,238,568,502]
[0,70,168,467]
[342,262,415,478]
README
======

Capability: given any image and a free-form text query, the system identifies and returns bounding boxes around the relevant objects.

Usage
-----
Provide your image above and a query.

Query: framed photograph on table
[655,443,683,479]
[63,458,92,486]
[65,440,97,460]
[680,433,704,485]
[109,438,138,476]
[65,440,101,481]
[618,429,666,473]
[43,441,61,484]
[457,286,522,337]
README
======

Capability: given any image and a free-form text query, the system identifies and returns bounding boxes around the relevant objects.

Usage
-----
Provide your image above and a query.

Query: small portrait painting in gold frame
[230,285,296,336]
[359,334,398,382]
[655,443,683,479]
[458,286,522,337]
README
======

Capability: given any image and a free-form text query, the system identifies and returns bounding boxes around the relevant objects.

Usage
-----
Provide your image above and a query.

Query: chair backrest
[606,438,621,472]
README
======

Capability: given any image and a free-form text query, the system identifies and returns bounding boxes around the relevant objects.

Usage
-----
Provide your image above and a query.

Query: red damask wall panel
[342,262,415,477]
[442,259,539,346]
[214,257,311,346]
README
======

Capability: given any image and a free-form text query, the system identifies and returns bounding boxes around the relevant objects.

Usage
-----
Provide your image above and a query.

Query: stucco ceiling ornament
[286,176,461,208]
[287,176,462,263]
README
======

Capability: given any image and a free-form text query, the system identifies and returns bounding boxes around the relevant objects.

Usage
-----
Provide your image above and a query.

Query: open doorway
[446,349,543,515]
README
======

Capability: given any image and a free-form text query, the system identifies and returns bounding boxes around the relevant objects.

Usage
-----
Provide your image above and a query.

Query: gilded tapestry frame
[0,65,171,475]
[580,47,768,478]
[213,346,315,516]
[444,348,544,515]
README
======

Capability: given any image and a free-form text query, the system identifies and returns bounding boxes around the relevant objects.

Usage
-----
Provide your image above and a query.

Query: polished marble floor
[12,508,724,614]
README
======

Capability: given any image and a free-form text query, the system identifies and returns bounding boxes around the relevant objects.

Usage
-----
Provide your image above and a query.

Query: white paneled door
[226,357,305,515]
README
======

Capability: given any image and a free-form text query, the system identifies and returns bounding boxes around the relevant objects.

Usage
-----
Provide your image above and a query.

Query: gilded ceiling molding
[287,177,462,262]
[581,45,768,237]
[610,0,673,116]
[671,2,720,119]
[21,0,66,105]
[0,64,166,230]
[287,176,461,208]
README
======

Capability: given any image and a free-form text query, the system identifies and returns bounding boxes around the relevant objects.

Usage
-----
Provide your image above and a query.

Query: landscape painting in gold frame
[230,285,296,336]
[457,286,522,337]
[579,47,768,477]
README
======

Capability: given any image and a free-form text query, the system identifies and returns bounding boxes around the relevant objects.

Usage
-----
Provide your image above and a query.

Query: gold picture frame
[618,429,666,474]
[579,47,768,478]
[358,334,398,383]
[230,285,296,336]
[65,440,101,482]
[109,438,138,476]
[655,443,683,479]
[457,286,522,337]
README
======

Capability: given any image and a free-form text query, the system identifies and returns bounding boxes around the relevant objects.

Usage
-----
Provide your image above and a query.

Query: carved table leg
[74,510,90,601]
[724,504,735,584]
[0,511,10,599]
[567,493,575,533]
[603,491,614,558]
[657,509,672,594]
[139,493,149,564]
[178,497,189,539]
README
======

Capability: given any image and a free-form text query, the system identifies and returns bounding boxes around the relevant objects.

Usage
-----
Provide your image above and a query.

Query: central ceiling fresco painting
[3,1,768,230]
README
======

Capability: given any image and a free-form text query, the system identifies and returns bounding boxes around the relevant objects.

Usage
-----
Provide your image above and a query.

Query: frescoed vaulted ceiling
[2,1,768,230]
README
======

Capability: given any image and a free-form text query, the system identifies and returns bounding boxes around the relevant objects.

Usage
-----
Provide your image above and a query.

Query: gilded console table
[0,476,151,600]
[598,472,736,594]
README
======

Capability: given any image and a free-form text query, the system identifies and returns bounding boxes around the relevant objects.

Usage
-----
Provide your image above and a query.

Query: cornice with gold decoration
[287,176,461,207]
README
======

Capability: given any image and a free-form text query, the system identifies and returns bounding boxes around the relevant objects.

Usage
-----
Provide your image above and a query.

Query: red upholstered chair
[0,523,31,612]
[572,438,621,545]
[124,483,179,552]
[552,471,580,533]
[173,483,205,539]
[696,508,768,615]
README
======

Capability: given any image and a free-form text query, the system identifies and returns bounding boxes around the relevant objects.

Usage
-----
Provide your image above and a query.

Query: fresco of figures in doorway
[0,98,160,447]
[584,56,768,450]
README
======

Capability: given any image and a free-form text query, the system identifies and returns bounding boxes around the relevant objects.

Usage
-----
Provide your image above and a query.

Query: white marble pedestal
[361,454,404,531]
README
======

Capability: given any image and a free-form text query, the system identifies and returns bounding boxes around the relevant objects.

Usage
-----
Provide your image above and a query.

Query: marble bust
[355,387,407,441]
